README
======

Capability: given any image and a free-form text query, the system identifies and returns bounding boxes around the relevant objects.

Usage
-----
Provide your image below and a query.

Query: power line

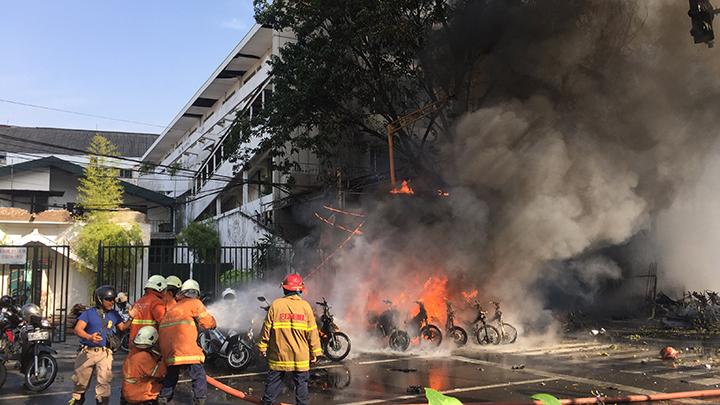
[0,98,166,129]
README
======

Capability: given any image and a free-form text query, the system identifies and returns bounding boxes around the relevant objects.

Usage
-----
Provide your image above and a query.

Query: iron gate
[0,245,71,343]
[96,244,294,303]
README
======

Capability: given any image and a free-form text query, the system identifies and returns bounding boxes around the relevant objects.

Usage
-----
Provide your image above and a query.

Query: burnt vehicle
[445,300,468,347]
[315,298,351,361]
[370,300,410,352]
[407,301,442,347]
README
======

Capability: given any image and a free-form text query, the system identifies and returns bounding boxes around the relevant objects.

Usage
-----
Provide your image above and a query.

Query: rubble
[656,291,720,332]
[660,346,679,361]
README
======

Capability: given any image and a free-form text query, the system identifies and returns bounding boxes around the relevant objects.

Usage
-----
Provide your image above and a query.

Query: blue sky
[0,1,256,134]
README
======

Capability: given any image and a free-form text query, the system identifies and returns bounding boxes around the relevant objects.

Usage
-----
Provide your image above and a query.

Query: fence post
[96,241,104,287]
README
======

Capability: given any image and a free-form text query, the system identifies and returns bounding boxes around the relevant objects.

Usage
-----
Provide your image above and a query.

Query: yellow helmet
[134,326,158,348]
[145,275,167,292]
[166,275,182,290]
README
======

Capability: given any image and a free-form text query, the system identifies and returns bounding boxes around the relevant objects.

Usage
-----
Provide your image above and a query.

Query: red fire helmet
[282,273,305,292]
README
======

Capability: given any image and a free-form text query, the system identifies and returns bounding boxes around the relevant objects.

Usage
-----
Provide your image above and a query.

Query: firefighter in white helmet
[164,275,183,310]
[158,280,216,405]
[121,326,166,404]
[127,275,167,350]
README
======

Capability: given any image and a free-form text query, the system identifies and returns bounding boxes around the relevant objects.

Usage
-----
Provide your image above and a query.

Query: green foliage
[219,268,253,288]
[531,393,561,405]
[168,162,181,177]
[252,234,286,272]
[228,0,454,182]
[77,135,123,217]
[75,221,143,272]
[425,388,462,405]
[178,221,220,263]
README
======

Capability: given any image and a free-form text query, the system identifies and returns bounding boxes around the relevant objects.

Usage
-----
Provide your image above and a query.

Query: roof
[0,125,158,157]
[0,156,174,206]
[142,24,273,163]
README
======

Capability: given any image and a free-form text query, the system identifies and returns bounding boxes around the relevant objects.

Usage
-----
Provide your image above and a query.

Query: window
[118,168,133,178]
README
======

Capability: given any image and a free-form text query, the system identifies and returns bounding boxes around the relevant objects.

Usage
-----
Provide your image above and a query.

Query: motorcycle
[315,298,351,361]
[444,300,468,347]
[0,303,57,392]
[370,300,410,352]
[199,325,253,371]
[407,301,442,347]
[490,301,518,344]
[471,300,500,345]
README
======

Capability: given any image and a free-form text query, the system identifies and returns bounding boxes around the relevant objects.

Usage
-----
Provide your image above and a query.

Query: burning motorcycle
[471,300,500,345]
[445,300,468,346]
[407,301,442,347]
[370,300,410,352]
[0,303,58,391]
[491,301,518,344]
[315,298,351,361]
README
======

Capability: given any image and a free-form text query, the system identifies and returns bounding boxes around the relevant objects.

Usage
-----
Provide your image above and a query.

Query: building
[138,24,318,247]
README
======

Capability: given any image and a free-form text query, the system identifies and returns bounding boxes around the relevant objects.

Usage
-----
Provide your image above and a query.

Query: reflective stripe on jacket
[121,349,166,403]
[258,295,322,372]
[159,297,216,366]
[128,290,166,348]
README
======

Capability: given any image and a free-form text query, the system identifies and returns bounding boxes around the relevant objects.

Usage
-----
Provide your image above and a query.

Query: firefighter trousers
[261,370,310,405]
[159,364,207,401]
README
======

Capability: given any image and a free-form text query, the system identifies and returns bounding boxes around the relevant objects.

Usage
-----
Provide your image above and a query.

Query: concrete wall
[216,208,271,246]
[0,168,50,190]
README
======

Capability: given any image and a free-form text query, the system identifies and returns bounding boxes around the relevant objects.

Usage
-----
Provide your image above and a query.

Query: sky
[0,1,256,135]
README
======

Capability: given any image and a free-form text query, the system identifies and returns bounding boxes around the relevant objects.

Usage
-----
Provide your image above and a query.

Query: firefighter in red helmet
[258,274,321,405]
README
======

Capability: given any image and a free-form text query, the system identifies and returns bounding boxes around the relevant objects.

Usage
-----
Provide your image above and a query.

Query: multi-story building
[138,24,319,246]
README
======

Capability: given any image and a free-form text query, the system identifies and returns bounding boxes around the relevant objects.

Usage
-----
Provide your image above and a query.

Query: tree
[227,0,455,184]
[73,135,143,271]
[178,221,220,263]
[77,135,124,214]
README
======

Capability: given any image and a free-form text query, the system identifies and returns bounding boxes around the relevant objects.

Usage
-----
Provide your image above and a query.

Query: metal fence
[0,245,70,343]
[96,244,294,303]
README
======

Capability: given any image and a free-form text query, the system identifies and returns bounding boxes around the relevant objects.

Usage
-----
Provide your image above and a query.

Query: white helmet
[166,275,182,290]
[180,279,201,297]
[222,288,236,300]
[116,292,129,304]
[134,326,159,348]
[145,275,167,292]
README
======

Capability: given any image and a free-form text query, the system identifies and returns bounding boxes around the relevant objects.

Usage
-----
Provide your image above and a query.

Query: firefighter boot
[95,397,110,405]
[193,398,206,405]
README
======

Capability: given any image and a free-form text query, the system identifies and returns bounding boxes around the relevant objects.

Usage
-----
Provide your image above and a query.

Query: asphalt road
[2,336,720,404]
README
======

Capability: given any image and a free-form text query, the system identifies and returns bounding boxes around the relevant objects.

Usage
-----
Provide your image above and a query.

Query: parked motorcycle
[471,300,500,345]
[490,301,518,344]
[445,300,468,347]
[370,300,410,352]
[199,326,253,371]
[315,298,351,361]
[407,301,442,347]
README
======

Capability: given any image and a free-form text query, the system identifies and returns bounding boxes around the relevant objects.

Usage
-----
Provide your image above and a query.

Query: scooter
[315,298,351,361]
[17,313,57,391]
[199,323,253,371]
[370,300,410,352]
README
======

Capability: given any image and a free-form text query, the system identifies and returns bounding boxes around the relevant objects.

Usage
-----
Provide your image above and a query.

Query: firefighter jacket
[128,290,166,348]
[159,297,216,366]
[164,294,177,310]
[257,294,322,372]
[121,349,166,404]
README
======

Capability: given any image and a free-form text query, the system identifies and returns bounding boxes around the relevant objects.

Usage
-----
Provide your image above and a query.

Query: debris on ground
[406,385,423,394]
[657,291,720,332]
[626,334,642,341]
[660,346,679,360]
[512,364,526,370]
[388,368,417,373]
[590,328,606,336]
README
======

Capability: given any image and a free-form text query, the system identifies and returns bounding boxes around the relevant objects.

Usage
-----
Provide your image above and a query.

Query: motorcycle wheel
[120,332,130,353]
[389,330,410,352]
[0,362,6,390]
[227,345,252,371]
[323,332,351,362]
[449,326,468,347]
[420,325,443,347]
[23,353,57,392]
[475,325,500,345]
[500,323,518,344]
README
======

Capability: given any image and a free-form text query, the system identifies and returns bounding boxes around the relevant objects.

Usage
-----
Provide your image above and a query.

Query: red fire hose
[446,388,720,405]
[206,375,290,405]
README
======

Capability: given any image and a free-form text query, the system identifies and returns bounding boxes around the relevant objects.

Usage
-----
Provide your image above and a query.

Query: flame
[416,275,449,325]
[436,189,450,197]
[461,289,478,302]
[390,180,415,195]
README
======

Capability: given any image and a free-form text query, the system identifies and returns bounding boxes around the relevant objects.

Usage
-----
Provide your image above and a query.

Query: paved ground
[2,334,720,404]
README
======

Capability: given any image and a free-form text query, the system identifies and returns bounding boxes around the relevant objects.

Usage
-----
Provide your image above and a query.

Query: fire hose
[205,375,290,405]
[432,388,720,405]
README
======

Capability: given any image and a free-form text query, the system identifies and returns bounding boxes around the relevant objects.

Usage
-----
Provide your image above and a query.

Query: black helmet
[95,285,117,307]
[0,295,13,308]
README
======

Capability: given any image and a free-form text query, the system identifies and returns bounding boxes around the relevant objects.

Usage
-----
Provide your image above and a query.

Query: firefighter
[221,287,237,301]
[158,279,216,405]
[70,285,129,405]
[121,326,165,405]
[164,275,182,309]
[128,275,167,350]
[258,274,322,405]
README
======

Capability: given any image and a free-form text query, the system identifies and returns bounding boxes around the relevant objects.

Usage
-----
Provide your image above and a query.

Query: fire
[416,275,449,325]
[390,180,415,195]
[461,289,478,302]
[436,190,450,197]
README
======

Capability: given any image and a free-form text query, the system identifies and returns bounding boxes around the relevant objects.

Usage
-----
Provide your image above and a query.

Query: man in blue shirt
[69,285,129,405]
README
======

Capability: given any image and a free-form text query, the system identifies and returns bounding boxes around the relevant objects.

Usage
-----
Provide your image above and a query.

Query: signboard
[0,247,27,265]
